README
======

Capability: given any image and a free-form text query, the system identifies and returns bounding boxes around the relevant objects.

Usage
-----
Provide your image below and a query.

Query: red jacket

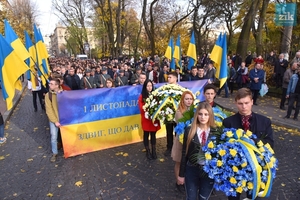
[138,95,160,132]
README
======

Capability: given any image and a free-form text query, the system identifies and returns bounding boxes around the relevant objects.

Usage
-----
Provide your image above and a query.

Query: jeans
[286,93,300,118]
[185,162,214,200]
[0,124,4,138]
[49,122,59,154]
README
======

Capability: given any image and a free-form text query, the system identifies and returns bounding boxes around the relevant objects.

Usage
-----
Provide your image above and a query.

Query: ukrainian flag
[25,31,39,89]
[0,34,30,110]
[210,33,228,88]
[173,35,182,70]
[187,31,197,70]
[164,37,175,71]
[4,19,30,61]
[33,24,50,85]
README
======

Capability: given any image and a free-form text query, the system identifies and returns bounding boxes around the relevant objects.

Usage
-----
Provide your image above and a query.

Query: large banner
[58,80,208,158]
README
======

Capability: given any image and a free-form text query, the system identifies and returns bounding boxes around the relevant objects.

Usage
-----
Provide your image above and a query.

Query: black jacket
[223,112,274,148]
[64,74,81,90]
[179,126,220,177]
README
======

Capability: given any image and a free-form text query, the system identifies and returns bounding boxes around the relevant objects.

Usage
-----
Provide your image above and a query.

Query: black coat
[274,59,288,75]
[179,126,220,177]
[223,112,274,148]
[64,74,81,90]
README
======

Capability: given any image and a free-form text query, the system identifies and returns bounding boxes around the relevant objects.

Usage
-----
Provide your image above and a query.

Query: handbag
[259,83,269,97]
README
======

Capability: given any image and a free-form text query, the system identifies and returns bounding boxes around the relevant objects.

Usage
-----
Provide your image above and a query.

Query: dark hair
[168,71,178,77]
[204,84,217,93]
[235,88,252,101]
[141,79,154,100]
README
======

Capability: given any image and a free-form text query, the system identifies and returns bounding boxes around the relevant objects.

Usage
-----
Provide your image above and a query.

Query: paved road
[0,87,299,199]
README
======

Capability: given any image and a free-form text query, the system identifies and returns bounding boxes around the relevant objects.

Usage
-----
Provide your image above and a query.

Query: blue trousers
[185,162,214,200]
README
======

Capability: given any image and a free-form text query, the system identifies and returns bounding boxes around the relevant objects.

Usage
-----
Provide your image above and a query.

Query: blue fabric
[185,163,214,200]
[49,122,58,154]
[286,73,299,95]
[249,69,264,90]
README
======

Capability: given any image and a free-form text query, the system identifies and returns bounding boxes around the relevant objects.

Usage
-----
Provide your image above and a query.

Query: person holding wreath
[138,79,160,160]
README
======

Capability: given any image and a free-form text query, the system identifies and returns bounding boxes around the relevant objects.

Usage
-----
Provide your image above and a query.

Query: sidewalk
[214,91,300,131]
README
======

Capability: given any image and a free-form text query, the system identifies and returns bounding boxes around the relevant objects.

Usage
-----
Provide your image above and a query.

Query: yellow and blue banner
[187,31,197,70]
[25,31,39,89]
[58,80,208,158]
[164,37,176,71]
[0,34,30,110]
[173,35,182,70]
[210,33,228,88]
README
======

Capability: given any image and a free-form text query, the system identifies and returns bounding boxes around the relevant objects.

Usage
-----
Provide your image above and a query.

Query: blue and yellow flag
[210,33,227,88]
[173,35,182,70]
[4,19,30,61]
[164,37,175,71]
[187,31,197,70]
[25,31,38,89]
[0,34,30,110]
[33,24,50,85]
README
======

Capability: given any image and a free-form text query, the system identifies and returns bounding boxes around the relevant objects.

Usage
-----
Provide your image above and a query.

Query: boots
[145,147,152,160]
[151,145,157,159]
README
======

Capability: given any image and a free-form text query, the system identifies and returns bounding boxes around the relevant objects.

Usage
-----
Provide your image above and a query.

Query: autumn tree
[0,0,38,41]
[53,0,92,54]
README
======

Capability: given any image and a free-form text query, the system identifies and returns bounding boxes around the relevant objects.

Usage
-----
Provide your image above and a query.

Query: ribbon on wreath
[151,92,179,123]
[227,129,275,199]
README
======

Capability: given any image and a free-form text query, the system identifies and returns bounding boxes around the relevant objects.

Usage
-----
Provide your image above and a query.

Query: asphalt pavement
[0,83,299,200]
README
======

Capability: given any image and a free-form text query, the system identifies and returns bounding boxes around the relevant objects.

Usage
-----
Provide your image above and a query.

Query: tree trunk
[281,26,293,58]
[255,0,270,56]
[236,0,260,59]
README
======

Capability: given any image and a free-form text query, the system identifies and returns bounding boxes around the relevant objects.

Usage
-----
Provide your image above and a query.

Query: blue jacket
[249,68,264,90]
[286,73,299,95]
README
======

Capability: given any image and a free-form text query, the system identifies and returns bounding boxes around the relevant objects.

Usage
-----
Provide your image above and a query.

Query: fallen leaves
[57,184,62,188]
[47,193,53,197]
[27,158,33,162]
[0,156,5,160]
[123,153,128,157]
[115,151,129,157]
[75,181,83,187]
[122,171,128,175]
[281,183,286,187]
[159,158,165,162]
[20,169,25,173]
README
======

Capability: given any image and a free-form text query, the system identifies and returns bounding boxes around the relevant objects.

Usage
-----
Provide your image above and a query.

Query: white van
[76,54,88,60]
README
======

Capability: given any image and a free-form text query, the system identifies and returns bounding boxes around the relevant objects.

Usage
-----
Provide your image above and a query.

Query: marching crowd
[17,51,300,199]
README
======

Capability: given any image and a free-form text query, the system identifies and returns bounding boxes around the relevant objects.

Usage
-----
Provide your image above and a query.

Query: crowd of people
[21,51,299,198]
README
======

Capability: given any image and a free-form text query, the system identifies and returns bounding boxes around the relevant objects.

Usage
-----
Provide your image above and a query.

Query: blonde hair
[178,91,195,114]
[186,102,215,152]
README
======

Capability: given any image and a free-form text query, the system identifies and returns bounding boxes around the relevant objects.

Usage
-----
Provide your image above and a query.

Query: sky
[35,0,58,36]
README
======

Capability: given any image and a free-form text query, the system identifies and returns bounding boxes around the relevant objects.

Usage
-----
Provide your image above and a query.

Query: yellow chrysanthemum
[205,153,212,160]
[218,149,226,156]
[217,160,223,167]
[256,141,264,147]
[259,147,265,152]
[230,177,237,184]
[236,186,243,193]
[208,141,214,149]
[230,149,237,157]
[247,182,254,189]
[241,180,246,187]
[245,130,253,137]
[241,162,247,168]
[226,131,233,138]
[179,134,184,144]
[232,166,239,172]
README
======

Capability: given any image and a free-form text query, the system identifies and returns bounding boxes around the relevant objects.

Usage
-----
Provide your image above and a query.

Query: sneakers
[50,154,57,162]
[0,137,7,144]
